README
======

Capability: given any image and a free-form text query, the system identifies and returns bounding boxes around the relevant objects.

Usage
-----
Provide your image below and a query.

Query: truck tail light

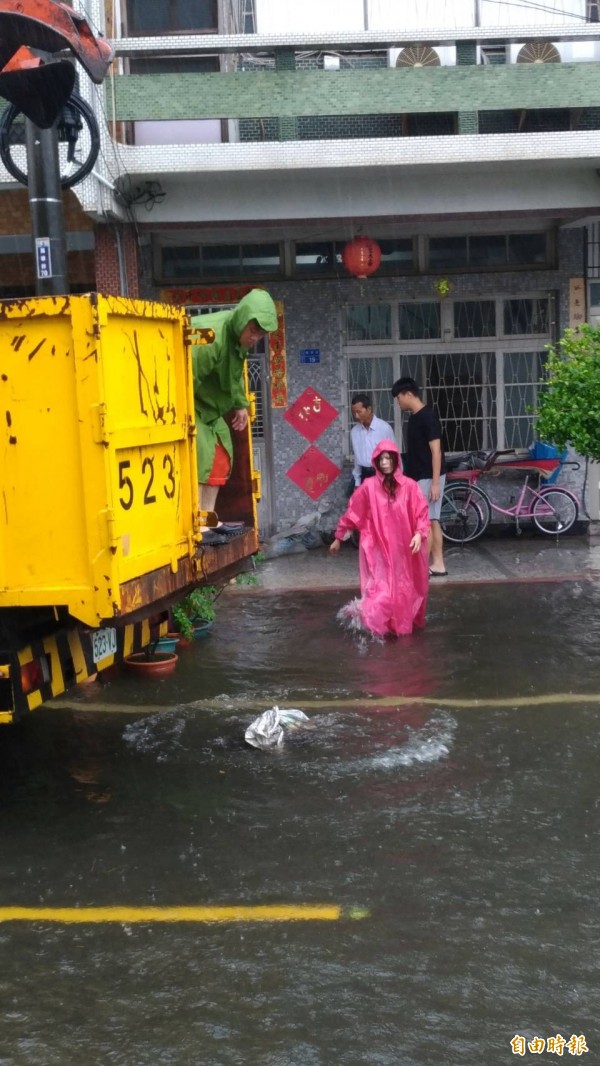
[20,657,47,694]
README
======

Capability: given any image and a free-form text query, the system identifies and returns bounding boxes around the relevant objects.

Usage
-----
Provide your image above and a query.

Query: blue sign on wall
[299,348,321,365]
[35,238,52,279]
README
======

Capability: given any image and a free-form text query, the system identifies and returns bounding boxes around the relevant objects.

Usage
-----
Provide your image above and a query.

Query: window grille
[345,355,395,454]
[247,355,265,441]
[587,223,600,279]
[424,350,544,452]
[344,295,552,455]
[503,298,549,335]
[454,300,496,339]
[588,0,600,22]
[503,351,545,450]
[425,352,493,453]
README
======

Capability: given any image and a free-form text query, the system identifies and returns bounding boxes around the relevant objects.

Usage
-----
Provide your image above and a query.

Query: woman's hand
[329,538,341,555]
[409,532,422,555]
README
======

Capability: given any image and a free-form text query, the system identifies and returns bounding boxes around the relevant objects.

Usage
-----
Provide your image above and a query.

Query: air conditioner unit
[394,45,441,68]
[389,45,454,68]
[516,42,561,64]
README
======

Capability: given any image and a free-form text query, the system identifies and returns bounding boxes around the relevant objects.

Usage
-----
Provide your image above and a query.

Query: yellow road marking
[298,693,600,710]
[50,692,600,716]
[0,904,367,924]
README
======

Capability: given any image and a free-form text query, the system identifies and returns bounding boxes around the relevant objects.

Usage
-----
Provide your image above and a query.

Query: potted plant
[171,585,219,642]
[155,633,180,654]
[124,637,178,677]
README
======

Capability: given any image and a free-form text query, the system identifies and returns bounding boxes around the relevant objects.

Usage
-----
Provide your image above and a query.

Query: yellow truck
[0,293,259,722]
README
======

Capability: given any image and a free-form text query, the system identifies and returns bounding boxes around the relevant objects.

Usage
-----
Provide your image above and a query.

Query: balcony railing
[102,27,600,148]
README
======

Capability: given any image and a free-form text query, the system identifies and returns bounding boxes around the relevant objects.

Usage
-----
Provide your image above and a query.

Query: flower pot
[192,620,214,639]
[156,635,180,654]
[123,651,178,677]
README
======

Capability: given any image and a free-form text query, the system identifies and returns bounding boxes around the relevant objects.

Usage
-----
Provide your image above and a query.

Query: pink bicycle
[440,450,580,544]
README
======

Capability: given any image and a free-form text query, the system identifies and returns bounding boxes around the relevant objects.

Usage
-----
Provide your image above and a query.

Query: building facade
[1,0,599,531]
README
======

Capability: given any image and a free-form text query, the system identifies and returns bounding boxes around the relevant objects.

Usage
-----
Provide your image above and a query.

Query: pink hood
[370,438,403,481]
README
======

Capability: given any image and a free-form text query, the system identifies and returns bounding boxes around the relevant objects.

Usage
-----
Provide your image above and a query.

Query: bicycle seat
[472,449,499,471]
[446,453,472,472]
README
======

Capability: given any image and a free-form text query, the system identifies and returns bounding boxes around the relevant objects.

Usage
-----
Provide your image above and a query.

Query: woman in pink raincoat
[329,439,430,637]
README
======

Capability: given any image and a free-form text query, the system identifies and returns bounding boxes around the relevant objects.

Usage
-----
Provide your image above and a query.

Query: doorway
[187,302,275,538]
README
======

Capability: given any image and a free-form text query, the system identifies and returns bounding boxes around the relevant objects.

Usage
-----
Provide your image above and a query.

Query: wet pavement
[0,534,599,1065]
[252,529,600,592]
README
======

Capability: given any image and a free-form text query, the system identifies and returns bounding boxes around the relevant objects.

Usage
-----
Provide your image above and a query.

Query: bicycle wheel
[447,479,492,528]
[532,488,578,535]
[440,484,489,544]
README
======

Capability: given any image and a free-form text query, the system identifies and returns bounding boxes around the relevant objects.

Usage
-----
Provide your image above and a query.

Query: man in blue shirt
[350,393,394,490]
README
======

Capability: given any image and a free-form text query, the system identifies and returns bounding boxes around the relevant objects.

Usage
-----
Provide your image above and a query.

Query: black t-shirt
[404,405,446,480]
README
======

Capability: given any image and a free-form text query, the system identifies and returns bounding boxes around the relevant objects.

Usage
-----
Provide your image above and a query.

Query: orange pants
[206,441,231,486]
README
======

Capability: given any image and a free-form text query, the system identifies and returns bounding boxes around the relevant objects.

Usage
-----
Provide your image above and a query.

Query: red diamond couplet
[283,387,339,443]
[286,445,341,501]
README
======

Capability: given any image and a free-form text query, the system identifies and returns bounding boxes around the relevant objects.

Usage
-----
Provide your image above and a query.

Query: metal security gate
[248,346,275,538]
[342,293,554,456]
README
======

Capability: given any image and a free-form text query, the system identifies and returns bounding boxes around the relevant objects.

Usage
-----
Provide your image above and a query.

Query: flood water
[0,581,599,1065]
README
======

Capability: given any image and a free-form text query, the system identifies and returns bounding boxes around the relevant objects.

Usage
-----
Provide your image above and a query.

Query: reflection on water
[0,582,598,1065]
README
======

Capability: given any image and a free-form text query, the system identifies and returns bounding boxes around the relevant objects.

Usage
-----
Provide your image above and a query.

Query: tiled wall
[111,63,600,123]
[141,227,584,530]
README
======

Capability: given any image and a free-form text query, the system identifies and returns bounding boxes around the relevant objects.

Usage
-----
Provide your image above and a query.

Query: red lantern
[342,236,382,278]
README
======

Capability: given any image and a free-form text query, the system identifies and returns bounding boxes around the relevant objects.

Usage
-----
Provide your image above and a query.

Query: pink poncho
[335,439,431,637]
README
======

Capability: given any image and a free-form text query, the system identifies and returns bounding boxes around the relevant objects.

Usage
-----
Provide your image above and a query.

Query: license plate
[92,627,118,664]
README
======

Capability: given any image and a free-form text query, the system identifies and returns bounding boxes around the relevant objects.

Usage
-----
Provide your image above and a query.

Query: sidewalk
[246,532,600,593]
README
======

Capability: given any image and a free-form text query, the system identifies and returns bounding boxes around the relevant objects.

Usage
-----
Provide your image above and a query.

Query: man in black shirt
[392,377,447,577]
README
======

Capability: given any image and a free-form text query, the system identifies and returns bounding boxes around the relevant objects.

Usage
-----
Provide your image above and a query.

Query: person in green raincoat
[191,289,278,518]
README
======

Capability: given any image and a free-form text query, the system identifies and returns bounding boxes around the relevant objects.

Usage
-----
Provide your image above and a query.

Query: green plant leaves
[536,325,600,462]
[172,585,218,638]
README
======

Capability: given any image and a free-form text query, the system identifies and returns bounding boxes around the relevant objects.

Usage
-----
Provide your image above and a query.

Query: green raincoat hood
[230,289,278,342]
